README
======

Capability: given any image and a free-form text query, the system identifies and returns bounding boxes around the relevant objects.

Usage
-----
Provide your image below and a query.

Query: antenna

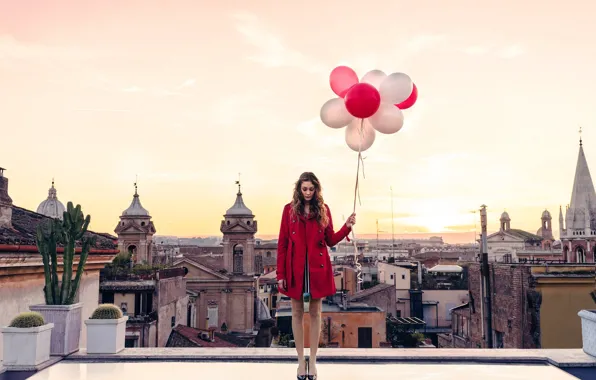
[579,125,583,146]
[235,172,241,193]
[390,186,395,258]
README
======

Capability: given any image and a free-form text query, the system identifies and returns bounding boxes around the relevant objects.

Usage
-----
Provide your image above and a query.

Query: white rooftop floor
[29,362,578,379]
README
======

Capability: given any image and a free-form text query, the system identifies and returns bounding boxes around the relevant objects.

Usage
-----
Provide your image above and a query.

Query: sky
[1,0,596,243]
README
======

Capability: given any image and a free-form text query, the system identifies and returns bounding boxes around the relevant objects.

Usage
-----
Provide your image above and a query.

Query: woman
[276,172,356,380]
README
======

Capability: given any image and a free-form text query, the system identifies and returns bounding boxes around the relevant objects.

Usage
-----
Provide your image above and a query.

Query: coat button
[292,231,295,234]
[320,264,324,268]
[320,252,323,256]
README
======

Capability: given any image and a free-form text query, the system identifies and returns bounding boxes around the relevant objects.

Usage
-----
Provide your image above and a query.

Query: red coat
[276,203,351,300]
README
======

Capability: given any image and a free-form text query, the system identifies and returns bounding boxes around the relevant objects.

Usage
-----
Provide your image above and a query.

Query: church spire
[567,136,596,231]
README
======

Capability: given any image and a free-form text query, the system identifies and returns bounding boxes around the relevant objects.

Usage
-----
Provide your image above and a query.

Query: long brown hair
[290,172,329,228]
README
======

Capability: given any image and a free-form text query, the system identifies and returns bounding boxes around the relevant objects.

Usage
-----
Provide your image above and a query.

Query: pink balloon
[330,66,359,98]
[344,83,381,119]
[396,83,418,110]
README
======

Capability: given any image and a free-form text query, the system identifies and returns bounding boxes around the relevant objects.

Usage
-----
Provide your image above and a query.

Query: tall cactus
[35,201,96,305]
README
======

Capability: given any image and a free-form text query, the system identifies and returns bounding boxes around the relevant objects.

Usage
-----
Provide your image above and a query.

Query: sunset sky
[2,0,596,243]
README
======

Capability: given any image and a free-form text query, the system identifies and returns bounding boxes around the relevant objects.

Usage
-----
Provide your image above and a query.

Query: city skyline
[2,1,595,239]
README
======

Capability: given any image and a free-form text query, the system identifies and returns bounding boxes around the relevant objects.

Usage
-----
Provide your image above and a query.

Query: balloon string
[350,118,365,286]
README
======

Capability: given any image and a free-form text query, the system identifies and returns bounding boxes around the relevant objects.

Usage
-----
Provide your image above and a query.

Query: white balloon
[345,118,376,152]
[379,72,413,105]
[320,98,354,129]
[369,102,404,134]
[361,69,387,90]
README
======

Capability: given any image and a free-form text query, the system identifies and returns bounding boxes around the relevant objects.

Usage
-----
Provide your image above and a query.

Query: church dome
[225,182,253,216]
[500,211,510,221]
[122,186,150,217]
[542,209,551,219]
[36,181,66,220]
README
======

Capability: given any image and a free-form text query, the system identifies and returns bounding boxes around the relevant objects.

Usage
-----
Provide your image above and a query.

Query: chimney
[0,167,13,229]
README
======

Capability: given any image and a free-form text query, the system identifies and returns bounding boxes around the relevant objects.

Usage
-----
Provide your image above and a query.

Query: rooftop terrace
[3,348,596,379]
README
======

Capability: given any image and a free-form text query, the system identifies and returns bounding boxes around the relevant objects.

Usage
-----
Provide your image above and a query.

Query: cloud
[0,34,109,62]
[498,44,524,59]
[460,43,524,59]
[72,108,131,112]
[406,35,448,52]
[177,78,196,89]
[461,45,491,56]
[295,118,346,148]
[230,11,326,74]
[122,86,143,93]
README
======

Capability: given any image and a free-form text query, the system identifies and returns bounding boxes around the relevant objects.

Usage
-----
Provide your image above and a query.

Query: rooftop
[3,348,596,379]
[0,205,117,249]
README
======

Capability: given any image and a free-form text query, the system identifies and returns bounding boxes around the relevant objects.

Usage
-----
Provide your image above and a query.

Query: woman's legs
[291,298,306,375]
[308,298,323,375]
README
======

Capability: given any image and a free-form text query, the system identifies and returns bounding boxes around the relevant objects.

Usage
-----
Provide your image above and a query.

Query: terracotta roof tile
[0,205,117,249]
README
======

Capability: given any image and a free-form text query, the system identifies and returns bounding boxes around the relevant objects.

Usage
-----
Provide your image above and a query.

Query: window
[390,274,394,280]
[494,331,504,348]
[125,338,137,348]
[402,274,405,280]
[396,310,401,317]
[171,316,176,328]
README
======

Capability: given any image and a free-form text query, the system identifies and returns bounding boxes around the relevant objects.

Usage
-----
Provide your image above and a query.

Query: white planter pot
[29,302,83,356]
[84,316,128,354]
[1,323,54,368]
[578,309,596,357]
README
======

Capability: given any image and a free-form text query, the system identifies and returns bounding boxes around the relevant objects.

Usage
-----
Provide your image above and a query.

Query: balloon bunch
[319,65,419,289]
[320,65,418,152]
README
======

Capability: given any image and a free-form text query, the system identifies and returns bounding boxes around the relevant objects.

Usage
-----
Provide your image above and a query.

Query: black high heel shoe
[305,357,317,380]
[297,358,307,380]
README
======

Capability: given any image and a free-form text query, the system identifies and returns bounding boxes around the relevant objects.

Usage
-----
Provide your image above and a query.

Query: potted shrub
[578,291,596,357]
[84,304,128,354]
[1,312,54,368]
[30,202,97,356]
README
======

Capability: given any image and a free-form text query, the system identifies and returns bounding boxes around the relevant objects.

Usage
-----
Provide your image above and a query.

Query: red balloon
[330,66,359,98]
[396,83,418,110]
[344,83,381,119]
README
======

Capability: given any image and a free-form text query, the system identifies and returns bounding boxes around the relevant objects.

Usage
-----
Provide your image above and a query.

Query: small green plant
[9,312,45,328]
[90,304,123,319]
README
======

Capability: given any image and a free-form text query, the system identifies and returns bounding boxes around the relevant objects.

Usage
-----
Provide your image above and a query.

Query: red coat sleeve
[276,204,290,281]
[324,204,352,247]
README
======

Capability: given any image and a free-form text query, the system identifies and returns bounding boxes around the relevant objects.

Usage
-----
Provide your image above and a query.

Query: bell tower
[500,211,511,231]
[114,182,156,265]
[220,178,258,276]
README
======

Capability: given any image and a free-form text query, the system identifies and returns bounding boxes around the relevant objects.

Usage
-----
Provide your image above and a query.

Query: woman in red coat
[277,172,356,379]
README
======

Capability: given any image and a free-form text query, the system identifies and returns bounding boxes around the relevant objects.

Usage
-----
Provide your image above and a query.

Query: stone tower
[499,211,511,231]
[220,180,258,276]
[538,210,553,240]
[560,136,596,263]
[114,183,156,265]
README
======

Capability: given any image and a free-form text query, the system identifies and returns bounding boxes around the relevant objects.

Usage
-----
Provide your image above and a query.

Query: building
[172,182,265,334]
[256,270,281,317]
[99,267,189,347]
[101,185,188,347]
[485,211,560,263]
[560,137,596,262]
[0,167,119,363]
[36,179,66,220]
[437,262,596,349]
[114,183,156,265]
[275,299,387,348]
